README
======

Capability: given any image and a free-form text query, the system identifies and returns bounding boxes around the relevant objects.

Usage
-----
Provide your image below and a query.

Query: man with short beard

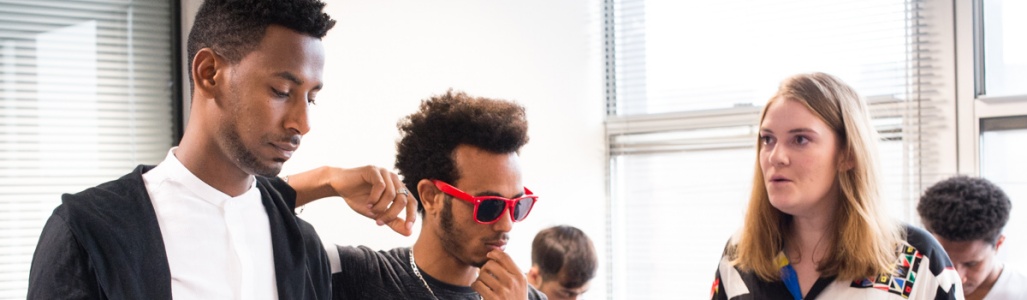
[27,0,416,298]
[319,90,547,300]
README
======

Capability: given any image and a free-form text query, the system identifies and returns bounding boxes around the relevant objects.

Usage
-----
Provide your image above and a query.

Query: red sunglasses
[431,180,539,224]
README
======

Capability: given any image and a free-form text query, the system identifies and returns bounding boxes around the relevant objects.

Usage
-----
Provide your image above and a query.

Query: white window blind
[0,0,175,298]
[604,0,946,298]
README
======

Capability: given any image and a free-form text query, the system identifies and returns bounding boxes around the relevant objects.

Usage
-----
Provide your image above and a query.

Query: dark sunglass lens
[512,198,534,221]
[476,199,506,222]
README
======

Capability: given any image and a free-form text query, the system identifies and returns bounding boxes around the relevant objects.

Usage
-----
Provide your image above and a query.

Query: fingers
[360,166,387,216]
[485,250,522,275]
[474,254,527,300]
[402,188,418,231]
[471,279,499,300]
[369,168,397,221]
[334,165,417,235]
[375,169,416,236]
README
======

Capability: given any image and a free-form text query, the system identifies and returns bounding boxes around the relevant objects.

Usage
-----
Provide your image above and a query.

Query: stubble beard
[438,197,488,268]
[218,98,282,177]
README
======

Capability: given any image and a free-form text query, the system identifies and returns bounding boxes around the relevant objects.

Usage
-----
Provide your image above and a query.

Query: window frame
[956,0,1027,175]
[603,0,966,298]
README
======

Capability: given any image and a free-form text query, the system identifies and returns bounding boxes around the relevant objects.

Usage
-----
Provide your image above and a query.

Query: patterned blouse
[711,225,963,300]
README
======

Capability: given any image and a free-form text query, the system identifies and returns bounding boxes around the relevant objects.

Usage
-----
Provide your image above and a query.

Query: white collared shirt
[143,148,278,300]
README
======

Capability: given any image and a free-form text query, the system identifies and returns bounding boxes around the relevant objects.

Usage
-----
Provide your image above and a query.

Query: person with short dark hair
[918,175,1027,300]
[27,0,418,298]
[322,90,548,300]
[527,225,597,300]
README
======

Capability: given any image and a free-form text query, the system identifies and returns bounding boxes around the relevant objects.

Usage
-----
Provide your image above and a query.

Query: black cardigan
[27,165,330,299]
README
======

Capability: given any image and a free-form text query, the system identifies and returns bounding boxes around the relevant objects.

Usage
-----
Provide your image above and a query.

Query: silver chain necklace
[409,247,441,300]
[409,247,483,300]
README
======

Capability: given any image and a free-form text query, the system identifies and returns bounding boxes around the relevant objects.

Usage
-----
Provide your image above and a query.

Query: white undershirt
[143,148,279,300]
[984,264,1027,300]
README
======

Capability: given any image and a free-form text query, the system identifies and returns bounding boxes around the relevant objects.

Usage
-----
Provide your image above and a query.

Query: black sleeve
[903,225,962,300]
[264,176,298,210]
[296,219,331,300]
[27,213,102,300]
[935,286,959,300]
[332,246,378,300]
[332,246,421,300]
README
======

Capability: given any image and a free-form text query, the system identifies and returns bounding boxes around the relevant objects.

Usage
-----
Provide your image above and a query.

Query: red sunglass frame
[431,180,538,224]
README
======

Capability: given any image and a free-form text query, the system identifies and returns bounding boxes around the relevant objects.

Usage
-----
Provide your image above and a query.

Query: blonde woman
[710,73,962,299]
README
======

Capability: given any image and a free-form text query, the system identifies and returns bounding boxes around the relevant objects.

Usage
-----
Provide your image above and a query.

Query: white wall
[181,0,608,297]
[180,0,200,125]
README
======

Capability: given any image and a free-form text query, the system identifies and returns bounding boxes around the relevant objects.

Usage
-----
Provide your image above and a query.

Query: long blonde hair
[731,72,903,281]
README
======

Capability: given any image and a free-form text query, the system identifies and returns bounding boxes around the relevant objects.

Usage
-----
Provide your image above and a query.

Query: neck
[412,224,479,286]
[968,263,1004,300]
[788,210,834,264]
[175,115,252,197]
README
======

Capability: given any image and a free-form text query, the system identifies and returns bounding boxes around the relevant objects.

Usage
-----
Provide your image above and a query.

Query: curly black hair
[917,175,1011,245]
[395,90,529,214]
[187,0,336,84]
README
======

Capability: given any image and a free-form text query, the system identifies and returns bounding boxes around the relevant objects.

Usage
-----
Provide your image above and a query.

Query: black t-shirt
[332,246,547,300]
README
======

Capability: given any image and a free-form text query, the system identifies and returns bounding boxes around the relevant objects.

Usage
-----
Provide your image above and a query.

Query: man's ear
[417,179,440,216]
[527,265,542,287]
[995,234,1006,251]
[191,48,226,102]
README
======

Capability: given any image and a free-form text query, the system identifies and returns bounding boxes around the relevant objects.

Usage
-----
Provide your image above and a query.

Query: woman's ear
[417,179,440,216]
[839,149,855,172]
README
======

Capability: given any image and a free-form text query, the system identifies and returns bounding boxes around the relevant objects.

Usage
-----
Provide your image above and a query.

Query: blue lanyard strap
[776,252,803,300]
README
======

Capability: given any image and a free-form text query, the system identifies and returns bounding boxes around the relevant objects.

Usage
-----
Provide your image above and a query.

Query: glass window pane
[612,0,908,115]
[610,148,752,299]
[982,0,1027,97]
[980,116,1027,270]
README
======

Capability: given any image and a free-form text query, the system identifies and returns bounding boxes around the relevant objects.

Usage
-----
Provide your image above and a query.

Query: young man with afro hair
[319,90,548,300]
[918,176,1027,300]
[29,0,419,298]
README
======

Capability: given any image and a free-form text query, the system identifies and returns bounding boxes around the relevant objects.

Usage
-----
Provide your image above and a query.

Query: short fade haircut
[187,0,336,86]
[917,175,1011,245]
[395,89,529,214]
[532,225,597,288]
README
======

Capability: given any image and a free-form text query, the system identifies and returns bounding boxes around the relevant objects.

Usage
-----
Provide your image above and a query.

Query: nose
[767,143,789,167]
[285,96,311,136]
[491,206,514,233]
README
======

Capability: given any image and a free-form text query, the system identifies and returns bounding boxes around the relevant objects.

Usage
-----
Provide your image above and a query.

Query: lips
[768,174,791,183]
[270,141,299,159]
[484,240,508,251]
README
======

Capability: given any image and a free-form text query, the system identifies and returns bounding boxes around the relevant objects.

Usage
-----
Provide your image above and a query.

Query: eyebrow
[273,71,323,91]
[473,190,525,198]
[760,127,820,135]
